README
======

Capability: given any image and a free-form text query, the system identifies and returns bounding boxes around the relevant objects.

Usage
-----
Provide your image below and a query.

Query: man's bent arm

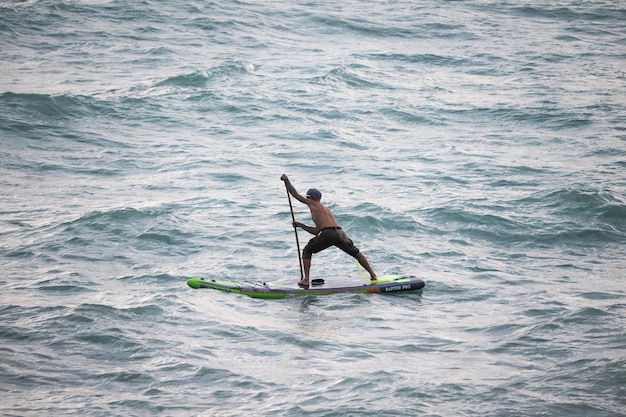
[281,175,308,204]
[294,222,319,235]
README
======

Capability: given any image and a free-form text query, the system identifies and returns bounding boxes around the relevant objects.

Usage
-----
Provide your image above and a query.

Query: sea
[1,0,625,416]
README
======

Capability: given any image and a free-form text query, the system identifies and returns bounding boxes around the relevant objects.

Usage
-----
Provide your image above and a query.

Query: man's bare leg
[358,255,377,280]
[298,258,311,287]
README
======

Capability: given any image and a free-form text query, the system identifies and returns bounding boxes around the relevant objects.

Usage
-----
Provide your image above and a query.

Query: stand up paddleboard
[186,275,425,299]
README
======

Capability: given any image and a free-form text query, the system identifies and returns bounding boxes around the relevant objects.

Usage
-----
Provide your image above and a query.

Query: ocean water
[1,0,625,415]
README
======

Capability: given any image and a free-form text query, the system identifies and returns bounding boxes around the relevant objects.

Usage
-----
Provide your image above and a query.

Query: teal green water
[1,1,625,415]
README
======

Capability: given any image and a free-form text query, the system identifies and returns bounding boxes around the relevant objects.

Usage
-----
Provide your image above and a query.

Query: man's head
[306,188,322,201]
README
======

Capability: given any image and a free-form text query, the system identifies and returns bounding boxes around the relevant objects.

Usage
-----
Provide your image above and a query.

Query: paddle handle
[285,184,304,280]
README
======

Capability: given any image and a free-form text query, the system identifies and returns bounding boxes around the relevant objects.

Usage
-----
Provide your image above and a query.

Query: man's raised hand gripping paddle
[280,174,377,288]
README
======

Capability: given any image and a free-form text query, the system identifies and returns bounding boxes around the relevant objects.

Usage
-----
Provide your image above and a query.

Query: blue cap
[306,188,322,200]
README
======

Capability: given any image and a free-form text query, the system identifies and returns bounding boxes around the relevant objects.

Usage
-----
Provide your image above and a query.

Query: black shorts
[302,227,362,260]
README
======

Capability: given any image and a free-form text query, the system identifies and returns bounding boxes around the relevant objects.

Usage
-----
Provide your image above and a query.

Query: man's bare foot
[298,280,309,288]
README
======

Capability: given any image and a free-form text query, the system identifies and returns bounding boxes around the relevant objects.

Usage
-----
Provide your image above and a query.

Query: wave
[526,187,626,226]
[155,62,256,89]
[439,105,595,131]
[416,185,625,249]
[510,4,622,22]
[366,52,472,67]
[424,206,530,243]
[60,207,196,249]
[2,206,199,268]
[338,202,422,234]
[380,107,442,126]
[0,91,116,121]
[308,9,475,40]
[0,92,142,147]
[311,65,388,90]
[155,71,211,89]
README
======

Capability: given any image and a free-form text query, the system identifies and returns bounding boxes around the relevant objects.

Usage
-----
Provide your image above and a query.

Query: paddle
[285,183,304,280]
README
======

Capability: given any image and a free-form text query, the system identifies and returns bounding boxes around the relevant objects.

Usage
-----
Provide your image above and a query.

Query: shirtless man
[281,174,377,287]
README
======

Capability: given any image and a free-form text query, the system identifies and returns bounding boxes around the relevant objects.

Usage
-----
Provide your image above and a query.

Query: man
[281,174,377,287]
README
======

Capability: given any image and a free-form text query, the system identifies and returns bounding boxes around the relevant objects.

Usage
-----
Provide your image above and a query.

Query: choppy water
[1,1,625,416]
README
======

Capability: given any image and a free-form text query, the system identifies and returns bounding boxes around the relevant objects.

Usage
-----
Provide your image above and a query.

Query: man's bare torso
[308,201,339,230]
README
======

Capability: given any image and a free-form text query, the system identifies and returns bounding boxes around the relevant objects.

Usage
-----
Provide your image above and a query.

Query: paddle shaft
[285,184,304,280]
